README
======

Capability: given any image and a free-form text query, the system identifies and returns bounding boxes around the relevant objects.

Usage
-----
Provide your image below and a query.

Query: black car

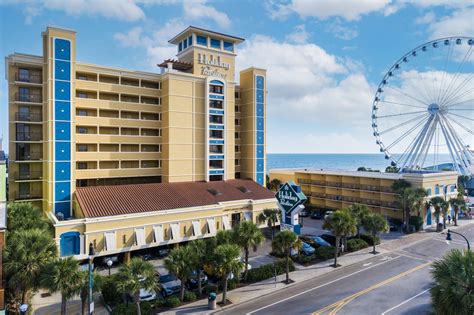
[311,212,323,219]
[186,270,208,289]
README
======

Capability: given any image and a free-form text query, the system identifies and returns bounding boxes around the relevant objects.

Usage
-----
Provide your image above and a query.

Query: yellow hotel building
[270,169,459,229]
[6,26,275,259]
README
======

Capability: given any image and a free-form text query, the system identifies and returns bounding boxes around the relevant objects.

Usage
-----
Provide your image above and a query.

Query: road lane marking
[312,261,432,315]
[395,251,433,262]
[381,287,431,315]
[363,263,373,267]
[245,255,401,315]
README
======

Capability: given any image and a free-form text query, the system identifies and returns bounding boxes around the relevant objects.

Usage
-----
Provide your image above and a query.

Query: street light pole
[88,242,95,314]
[446,229,471,250]
[106,259,113,277]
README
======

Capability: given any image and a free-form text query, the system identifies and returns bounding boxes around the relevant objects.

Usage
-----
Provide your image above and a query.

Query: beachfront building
[270,169,459,229]
[0,148,6,313]
[6,26,274,260]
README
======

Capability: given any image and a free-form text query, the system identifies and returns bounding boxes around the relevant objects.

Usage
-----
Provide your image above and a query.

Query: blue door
[426,209,432,226]
[60,232,80,256]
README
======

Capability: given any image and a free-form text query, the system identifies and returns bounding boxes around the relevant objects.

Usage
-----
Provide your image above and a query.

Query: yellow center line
[312,261,431,315]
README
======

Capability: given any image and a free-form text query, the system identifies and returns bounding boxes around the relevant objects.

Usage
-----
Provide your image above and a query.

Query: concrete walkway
[160,219,473,315]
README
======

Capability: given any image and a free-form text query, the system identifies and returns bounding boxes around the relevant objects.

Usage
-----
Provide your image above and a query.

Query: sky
[0,0,472,154]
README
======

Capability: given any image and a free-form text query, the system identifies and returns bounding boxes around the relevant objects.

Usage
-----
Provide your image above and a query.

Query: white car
[139,287,156,301]
[158,272,182,297]
[324,211,334,220]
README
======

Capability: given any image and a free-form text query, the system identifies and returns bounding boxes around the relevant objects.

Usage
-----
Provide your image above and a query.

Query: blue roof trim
[210,80,224,85]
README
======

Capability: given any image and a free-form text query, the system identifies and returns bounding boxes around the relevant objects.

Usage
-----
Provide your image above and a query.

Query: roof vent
[237,186,251,193]
[208,188,222,196]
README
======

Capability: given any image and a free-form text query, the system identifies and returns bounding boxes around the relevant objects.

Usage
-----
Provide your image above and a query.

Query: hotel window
[210,38,220,49]
[77,127,88,134]
[210,100,223,109]
[235,159,240,166]
[19,87,30,101]
[77,75,88,81]
[18,68,30,81]
[210,130,223,139]
[235,145,240,153]
[123,235,127,245]
[77,144,88,152]
[188,35,193,46]
[235,105,240,112]
[197,35,207,46]
[235,132,240,139]
[426,188,432,196]
[76,109,88,116]
[77,162,87,170]
[209,115,223,124]
[178,42,182,52]
[209,85,223,94]
[235,91,240,99]
[224,41,234,52]
[183,39,188,49]
[235,119,240,126]
[210,145,223,154]
[77,92,88,99]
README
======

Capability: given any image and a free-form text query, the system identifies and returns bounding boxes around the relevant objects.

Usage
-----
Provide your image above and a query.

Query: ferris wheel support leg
[404,116,435,170]
[439,118,462,174]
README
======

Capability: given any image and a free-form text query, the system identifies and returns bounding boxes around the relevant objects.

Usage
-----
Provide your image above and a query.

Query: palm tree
[164,246,194,301]
[441,199,450,230]
[216,229,234,245]
[412,188,428,218]
[429,196,446,231]
[258,208,280,240]
[430,249,474,315]
[271,230,301,284]
[7,202,51,233]
[188,239,208,296]
[213,244,243,305]
[77,270,103,315]
[322,209,356,267]
[4,228,57,304]
[41,257,82,315]
[233,221,265,281]
[269,178,282,191]
[348,204,370,237]
[116,257,156,315]
[362,213,389,254]
[449,192,466,226]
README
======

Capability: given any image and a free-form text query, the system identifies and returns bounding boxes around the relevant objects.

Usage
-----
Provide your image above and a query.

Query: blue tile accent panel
[55,201,71,218]
[55,101,71,121]
[257,145,264,158]
[55,162,71,181]
[55,60,70,81]
[210,80,224,85]
[256,173,264,185]
[210,139,225,145]
[257,159,264,172]
[210,169,225,175]
[209,155,225,160]
[55,121,71,141]
[257,117,264,131]
[209,94,224,100]
[60,232,80,257]
[210,109,225,115]
[55,142,71,161]
[55,81,71,101]
[55,182,71,202]
[209,125,225,130]
[55,38,71,61]
[256,89,264,103]
[256,76,264,89]
[257,131,264,145]
[257,103,264,117]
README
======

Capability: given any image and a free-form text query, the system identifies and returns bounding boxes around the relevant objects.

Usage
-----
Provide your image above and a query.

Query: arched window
[435,186,440,195]
[426,188,432,196]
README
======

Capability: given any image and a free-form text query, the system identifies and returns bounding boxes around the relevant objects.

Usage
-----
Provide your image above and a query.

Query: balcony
[15,93,42,103]
[15,72,42,84]
[16,151,42,161]
[14,171,43,181]
[16,132,42,142]
[16,190,42,200]
[15,112,42,122]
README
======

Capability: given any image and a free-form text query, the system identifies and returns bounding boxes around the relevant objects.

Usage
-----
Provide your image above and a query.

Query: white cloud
[325,20,359,40]
[114,27,150,47]
[183,0,231,29]
[425,8,474,39]
[415,11,436,24]
[285,24,310,44]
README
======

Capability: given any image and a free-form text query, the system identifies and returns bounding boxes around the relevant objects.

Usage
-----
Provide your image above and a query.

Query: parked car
[311,211,323,219]
[301,242,316,256]
[324,211,334,220]
[309,236,331,247]
[157,271,181,297]
[138,286,156,301]
[186,270,208,289]
[299,209,309,217]
[157,248,170,258]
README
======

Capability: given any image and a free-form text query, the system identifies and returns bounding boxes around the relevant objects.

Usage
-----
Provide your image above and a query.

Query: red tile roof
[75,179,276,218]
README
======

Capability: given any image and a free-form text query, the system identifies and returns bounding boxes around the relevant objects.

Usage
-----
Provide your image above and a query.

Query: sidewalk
[161,219,473,315]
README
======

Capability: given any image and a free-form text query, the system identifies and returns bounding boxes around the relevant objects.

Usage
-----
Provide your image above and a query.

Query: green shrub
[246,259,295,283]
[102,275,122,306]
[315,246,336,260]
[360,234,380,246]
[183,291,197,302]
[203,284,219,295]
[164,296,181,308]
[294,254,315,265]
[111,301,152,315]
[347,239,369,252]
[218,278,238,291]
[409,216,424,231]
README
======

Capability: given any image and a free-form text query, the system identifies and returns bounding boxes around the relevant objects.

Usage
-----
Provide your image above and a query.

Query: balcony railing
[15,171,43,180]
[16,190,42,200]
[16,132,42,141]
[298,178,396,194]
[15,112,42,122]
[15,93,42,103]
[16,152,42,161]
[15,73,42,84]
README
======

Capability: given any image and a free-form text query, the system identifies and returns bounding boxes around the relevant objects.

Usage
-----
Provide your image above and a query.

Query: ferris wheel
[372,36,474,176]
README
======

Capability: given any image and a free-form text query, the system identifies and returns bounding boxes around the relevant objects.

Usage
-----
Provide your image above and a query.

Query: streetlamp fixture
[106,259,113,277]
[445,229,471,250]
[88,242,95,314]
[19,304,28,315]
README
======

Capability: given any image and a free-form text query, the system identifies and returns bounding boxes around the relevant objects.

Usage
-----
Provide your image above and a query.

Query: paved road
[216,224,473,315]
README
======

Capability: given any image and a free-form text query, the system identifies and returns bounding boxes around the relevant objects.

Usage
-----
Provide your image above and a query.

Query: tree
[441,199,450,230]
[449,191,467,226]
[77,270,103,315]
[4,228,57,304]
[233,221,265,281]
[271,230,301,283]
[348,204,370,237]
[362,213,389,254]
[430,249,474,315]
[429,197,446,232]
[7,202,51,233]
[269,178,282,191]
[258,208,280,240]
[357,166,368,171]
[116,257,156,315]
[213,244,243,305]
[411,188,428,218]
[385,165,400,173]
[216,229,234,245]
[41,257,82,315]
[188,240,208,297]
[322,210,356,267]
[393,185,415,231]
[164,246,194,301]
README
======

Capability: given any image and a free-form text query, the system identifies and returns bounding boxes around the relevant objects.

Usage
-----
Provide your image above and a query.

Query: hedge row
[347,238,369,252]
[359,234,380,246]
[246,259,295,283]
